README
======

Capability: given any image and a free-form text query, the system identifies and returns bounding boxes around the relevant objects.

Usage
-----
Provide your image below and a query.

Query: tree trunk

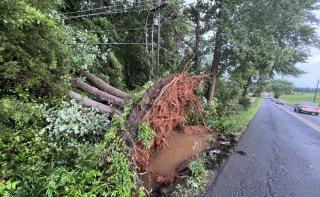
[242,77,252,97]
[69,91,120,115]
[72,79,126,107]
[207,1,223,101]
[80,69,131,100]
[207,27,222,101]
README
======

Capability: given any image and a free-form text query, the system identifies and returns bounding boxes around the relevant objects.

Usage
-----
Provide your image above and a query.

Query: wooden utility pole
[194,7,200,69]
[155,0,161,79]
[313,79,320,103]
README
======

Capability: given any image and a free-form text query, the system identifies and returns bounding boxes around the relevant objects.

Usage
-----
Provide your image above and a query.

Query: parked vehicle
[294,102,320,115]
[275,99,285,105]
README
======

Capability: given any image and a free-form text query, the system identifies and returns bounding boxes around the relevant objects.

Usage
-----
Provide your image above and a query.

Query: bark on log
[69,91,120,115]
[80,69,131,100]
[72,79,126,107]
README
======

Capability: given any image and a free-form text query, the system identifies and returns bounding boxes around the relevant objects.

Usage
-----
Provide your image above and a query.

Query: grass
[220,97,263,133]
[280,92,319,105]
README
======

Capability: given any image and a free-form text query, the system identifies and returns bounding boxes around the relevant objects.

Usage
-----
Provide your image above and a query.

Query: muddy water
[142,132,215,191]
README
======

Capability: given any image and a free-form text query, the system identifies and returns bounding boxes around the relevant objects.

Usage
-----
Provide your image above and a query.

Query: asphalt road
[205,99,320,197]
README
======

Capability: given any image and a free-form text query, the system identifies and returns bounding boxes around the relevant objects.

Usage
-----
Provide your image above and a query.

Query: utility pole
[193,6,200,69]
[155,0,161,79]
[313,79,320,103]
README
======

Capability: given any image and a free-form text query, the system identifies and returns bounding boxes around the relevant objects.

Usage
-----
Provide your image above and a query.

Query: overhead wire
[87,27,153,33]
[63,2,157,20]
[65,5,156,19]
[63,1,157,15]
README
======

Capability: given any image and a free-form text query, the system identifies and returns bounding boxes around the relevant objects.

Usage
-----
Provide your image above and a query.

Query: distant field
[280,92,320,105]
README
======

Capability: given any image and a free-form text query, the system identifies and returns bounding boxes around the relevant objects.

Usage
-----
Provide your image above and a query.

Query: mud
[142,132,217,193]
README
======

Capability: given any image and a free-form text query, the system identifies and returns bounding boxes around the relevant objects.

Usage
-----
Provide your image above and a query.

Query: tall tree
[204,0,319,100]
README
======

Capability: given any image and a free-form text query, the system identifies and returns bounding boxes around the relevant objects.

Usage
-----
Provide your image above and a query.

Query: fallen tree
[123,70,209,182]
[69,90,120,115]
[70,67,211,184]
[80,69,131,100]
[72,79,126,107]
[68,70,131,115]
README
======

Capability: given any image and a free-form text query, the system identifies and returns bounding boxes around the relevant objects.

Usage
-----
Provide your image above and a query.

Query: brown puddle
[142,132,216,192]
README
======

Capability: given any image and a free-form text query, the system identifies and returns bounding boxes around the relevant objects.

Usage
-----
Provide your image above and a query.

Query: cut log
[72,79,126,107]
[69,91,120,115]
[80,69,131,100]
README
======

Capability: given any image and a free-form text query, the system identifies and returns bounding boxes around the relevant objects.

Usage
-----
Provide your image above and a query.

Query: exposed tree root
[129,71,207,180]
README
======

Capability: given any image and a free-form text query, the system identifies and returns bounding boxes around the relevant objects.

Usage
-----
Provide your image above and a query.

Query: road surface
[205,99,320,197]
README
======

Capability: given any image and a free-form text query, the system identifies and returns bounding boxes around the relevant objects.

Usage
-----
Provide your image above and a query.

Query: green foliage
[203,98,220,131]
[218,98,262,133]
[186,156,207,194]
[137,122,156,149]
[106,52,125,89]
[204,95,262,133]
[104,150,135,197]
[41,99,110,143]
[44,167,103,197]
[0,180,19,197]
[214,80,244,117]
[238,97,251,110]
[0,0,71,100]
[268,79,294,98]
[63,25,100,71]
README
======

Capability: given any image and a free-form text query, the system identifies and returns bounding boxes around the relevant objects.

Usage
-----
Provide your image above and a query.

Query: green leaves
[0,180,19,196]
[186,156,207,194]
[41,99,110,144]
[137,122,156,149]
[268,79,294,98]
[0,0,71,100]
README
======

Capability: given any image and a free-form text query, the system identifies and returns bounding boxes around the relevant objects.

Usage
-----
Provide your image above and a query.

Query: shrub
[238,97,251,110]
[186,156,207,194]
[137,122,156,149]
[0,0,71,100]
[219,98,262,133]
[41,99,110,144]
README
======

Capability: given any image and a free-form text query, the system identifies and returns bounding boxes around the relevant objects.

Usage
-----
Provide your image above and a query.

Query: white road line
[273,103,320,134]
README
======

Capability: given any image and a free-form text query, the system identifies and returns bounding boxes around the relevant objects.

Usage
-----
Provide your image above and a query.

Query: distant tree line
[294,87,317,93]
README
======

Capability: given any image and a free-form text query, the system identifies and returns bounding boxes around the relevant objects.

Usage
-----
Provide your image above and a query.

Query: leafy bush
[137,122,156,149]
[63,25,100,71]
[186,156,207,194]
[214,80,244,116]
[45,167,103,197]
[0,180,19,196]
[106,52,125,89]
[218,98,262,133]
[238,97,251,110]
[41,99,110,143]
[203,98,221,130]
[0,0,71,100]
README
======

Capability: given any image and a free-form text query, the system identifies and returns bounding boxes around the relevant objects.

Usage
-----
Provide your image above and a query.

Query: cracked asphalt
[205,99,320,197]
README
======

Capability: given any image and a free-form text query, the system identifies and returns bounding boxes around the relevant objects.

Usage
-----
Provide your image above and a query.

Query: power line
[63,4,157,19]
[65,5,156,19]
[63,1,157,15]
[87,27,153,33]
[96,42,152,45]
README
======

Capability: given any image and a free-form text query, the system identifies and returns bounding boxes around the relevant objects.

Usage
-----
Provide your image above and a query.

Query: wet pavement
[205,99,320,197]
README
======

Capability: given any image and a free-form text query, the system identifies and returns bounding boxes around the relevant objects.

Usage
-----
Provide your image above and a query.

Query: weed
[186,156,207,194]
[137,123,156,149]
